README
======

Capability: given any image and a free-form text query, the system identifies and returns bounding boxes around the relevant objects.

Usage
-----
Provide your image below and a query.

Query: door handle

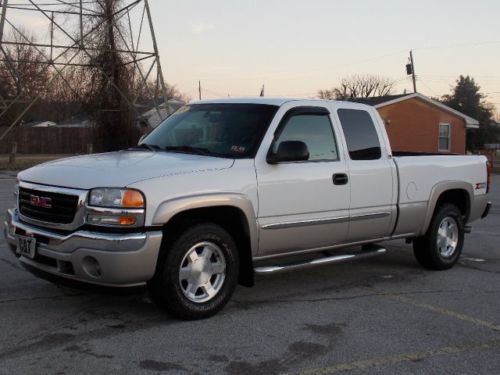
[332,173,348,185]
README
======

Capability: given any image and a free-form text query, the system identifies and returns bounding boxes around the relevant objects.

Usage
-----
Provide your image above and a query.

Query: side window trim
[273,106,331,140]
[269,106,340,163]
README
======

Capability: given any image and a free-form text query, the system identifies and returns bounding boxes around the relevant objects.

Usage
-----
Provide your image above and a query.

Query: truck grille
[19,187,79,224]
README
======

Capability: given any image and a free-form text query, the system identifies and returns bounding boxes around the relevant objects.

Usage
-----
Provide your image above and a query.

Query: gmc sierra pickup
[4,98,492,319]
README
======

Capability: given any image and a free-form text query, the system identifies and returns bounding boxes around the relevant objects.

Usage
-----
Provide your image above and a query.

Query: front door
[256,104,350,257]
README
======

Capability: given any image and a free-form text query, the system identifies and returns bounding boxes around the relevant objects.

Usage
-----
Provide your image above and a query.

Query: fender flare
[420,181,473,235]
[152,193,258,256]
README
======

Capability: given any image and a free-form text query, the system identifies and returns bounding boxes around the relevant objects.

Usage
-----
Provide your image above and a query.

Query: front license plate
[17,235,37,259]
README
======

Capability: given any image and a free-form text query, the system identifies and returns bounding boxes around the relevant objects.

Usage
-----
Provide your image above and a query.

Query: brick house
[353,93,479,154]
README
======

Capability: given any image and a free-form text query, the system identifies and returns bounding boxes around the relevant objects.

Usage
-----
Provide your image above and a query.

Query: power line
[418,79,439,97]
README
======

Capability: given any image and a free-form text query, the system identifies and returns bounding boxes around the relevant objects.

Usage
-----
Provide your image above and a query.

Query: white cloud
[190,23,215,35]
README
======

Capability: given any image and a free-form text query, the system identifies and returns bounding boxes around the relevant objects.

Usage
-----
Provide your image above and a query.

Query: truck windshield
[140,103,279,158]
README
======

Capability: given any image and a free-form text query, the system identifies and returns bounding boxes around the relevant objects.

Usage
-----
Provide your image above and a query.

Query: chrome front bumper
[4,209,163,287]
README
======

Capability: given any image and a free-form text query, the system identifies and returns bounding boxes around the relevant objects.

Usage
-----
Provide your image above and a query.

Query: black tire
[148,223,239,320]
[413,203,464,270]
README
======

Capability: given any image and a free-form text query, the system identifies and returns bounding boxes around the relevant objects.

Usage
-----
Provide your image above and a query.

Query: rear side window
[337,109,381,160]
[274,113,338,161]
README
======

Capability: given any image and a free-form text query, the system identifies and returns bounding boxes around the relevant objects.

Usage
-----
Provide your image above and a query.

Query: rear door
[334,105,397,242]
[255,103,350,257]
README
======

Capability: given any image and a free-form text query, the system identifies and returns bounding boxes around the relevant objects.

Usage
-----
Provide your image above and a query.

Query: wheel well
[434,189,470,221]
[161,206,254,287]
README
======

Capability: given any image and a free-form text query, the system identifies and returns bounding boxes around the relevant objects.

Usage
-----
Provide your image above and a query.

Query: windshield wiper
[128,143,162,152]
[164,145,213,156]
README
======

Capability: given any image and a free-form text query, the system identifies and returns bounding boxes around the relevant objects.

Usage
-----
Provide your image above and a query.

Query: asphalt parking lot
[0,172,499,374]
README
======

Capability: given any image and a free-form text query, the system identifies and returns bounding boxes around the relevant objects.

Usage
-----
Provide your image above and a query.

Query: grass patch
[0,154,75,171]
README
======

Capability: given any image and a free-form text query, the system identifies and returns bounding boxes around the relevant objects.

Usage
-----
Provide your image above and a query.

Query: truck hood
[18,151,235,190]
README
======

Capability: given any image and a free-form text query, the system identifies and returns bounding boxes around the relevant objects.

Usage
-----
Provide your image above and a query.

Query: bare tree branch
[318,75,396,100]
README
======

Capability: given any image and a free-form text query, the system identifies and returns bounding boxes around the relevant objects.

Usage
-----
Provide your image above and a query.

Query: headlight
[86,188,145,227]
[89,188,144,208]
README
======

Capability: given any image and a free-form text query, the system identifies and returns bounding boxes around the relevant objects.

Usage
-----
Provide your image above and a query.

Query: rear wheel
[148,223,239,320]
[413,203,464,270]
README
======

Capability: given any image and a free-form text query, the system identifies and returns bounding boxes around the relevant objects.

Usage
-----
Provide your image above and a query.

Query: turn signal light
[87,214,137,226]
[122,190,145,208]
[119,216,136,225]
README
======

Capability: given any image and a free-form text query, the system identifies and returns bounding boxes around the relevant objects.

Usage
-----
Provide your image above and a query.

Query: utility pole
[409,50,417,93]
[198,80,202,100]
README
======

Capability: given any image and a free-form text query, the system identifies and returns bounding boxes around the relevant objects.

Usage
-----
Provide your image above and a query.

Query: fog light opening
[82,256,102,278]
[57,260,75,275]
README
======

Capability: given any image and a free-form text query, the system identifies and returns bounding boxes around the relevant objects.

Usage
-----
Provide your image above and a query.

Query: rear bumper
[481,201,492,219]
[469,195,491,223]
[4,209,162,287]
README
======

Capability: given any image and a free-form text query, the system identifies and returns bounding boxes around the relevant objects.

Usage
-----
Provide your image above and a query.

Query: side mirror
[267,140,309,164]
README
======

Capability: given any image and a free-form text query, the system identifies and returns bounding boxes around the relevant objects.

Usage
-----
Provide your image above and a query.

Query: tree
[441,75,498,151]
[134,80,186,106]
[0,2,186,147]
[82,0,187,151]
[318,75,395,100]
[71,0,142,151]
[0,30,51,127]
[0,30,50,100]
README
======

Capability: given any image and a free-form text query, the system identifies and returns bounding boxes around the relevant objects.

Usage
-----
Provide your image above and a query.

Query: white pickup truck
[4,98,492,319]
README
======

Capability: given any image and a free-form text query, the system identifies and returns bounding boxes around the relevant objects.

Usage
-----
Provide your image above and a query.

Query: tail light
[486,160,492,194]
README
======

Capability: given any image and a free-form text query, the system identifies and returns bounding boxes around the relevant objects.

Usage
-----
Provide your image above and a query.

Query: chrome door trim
[261,216,349,230]
[261,212,390,230]
[350,212,390,222]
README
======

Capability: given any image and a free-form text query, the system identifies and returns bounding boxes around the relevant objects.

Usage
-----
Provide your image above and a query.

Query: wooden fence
[0,127,94,154]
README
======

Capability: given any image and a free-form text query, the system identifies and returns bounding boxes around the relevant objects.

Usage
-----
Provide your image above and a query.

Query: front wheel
[148,223,239,320]
[413,203,464,270]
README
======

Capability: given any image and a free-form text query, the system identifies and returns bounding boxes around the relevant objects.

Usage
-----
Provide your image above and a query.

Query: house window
[438,123,451,152]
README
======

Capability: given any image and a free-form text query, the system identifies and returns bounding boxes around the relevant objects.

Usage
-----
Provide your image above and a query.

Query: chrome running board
[254,245,387,274]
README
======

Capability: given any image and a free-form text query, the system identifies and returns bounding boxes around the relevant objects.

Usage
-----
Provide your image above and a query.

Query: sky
[4,0,500,118]
[147,0,500,117]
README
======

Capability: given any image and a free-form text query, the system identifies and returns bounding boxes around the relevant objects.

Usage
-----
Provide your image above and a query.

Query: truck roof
[191,97,302,106]
[190,97,375,112]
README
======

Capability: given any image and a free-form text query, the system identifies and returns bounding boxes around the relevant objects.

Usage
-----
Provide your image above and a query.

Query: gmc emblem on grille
[30,194,52,209]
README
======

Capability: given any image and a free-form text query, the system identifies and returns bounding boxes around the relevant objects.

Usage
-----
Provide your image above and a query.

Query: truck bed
[392,154,489,237]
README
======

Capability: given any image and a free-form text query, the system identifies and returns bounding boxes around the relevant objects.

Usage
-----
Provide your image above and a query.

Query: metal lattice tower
[0,0,170,141]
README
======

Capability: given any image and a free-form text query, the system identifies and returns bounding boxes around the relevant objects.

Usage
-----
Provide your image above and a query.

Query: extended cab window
[337,109,382,160]
[273,112,338,161]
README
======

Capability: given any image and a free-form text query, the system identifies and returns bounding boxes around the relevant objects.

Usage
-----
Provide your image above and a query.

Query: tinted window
[337,109,381,160]
[142,104,278,158]
[274,113,338,161]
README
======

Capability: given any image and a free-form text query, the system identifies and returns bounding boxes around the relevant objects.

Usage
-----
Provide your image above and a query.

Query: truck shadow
[1,244,425,328]
[0,245,436,364]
